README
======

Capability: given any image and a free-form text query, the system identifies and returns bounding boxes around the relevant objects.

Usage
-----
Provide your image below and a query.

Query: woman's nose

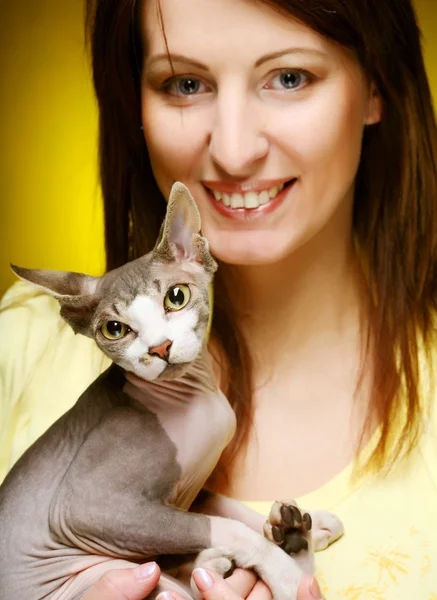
[208,92,269,176]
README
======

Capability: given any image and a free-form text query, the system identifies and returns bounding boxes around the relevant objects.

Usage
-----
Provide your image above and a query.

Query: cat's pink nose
[149,340,172,360]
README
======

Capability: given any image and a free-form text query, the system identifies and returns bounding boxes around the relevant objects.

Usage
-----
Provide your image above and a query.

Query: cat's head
[12,183,217,381]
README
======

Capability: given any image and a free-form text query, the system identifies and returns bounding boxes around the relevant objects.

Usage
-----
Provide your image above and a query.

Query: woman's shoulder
[0,280,108,380]
[0,282,110,481]
[1,281,66,382]
[1,279,65,333]
[1,279,61,320]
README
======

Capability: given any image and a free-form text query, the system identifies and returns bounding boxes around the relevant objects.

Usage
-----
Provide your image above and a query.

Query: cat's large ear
[155,182,217,274]
[11,264,99,336]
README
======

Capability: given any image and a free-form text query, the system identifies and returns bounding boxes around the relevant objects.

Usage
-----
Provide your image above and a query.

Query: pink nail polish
[134,561,157,580]
[157,593,177,600]
[193,568,214,591]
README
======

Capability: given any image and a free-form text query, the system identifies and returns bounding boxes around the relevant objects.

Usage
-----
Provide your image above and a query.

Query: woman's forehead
[140,0,336,62]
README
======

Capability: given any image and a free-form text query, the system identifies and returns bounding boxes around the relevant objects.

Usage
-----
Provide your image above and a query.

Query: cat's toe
[309,510,345,551]
[191,550,235,600]
[193,547,235,577]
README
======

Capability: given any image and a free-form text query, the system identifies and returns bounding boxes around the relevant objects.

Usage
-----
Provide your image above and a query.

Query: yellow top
[1,282,437,599]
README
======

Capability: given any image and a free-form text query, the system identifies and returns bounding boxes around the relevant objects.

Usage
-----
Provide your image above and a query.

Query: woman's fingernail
[310,577,323,599]
[134,561,158,580]
[157,593,177,600]
[193,568,214,591]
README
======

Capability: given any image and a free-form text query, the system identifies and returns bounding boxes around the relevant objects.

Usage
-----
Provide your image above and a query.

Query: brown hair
[85,0,437,485]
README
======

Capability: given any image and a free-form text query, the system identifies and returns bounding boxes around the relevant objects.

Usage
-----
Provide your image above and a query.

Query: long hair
[85,0,437,485]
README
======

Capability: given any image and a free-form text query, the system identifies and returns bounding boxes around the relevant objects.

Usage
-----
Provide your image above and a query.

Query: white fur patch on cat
[122,295,202,380]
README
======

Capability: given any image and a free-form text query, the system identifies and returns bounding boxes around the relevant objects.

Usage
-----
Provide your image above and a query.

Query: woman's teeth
[210,183,285,209]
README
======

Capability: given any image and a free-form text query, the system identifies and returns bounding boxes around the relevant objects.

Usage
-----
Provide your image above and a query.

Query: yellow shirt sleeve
[0,281,111,482]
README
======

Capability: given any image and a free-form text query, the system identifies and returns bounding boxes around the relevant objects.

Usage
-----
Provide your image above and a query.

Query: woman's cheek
[143,97,210,170]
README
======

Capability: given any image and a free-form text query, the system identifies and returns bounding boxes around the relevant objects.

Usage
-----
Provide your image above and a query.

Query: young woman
[1,0,436,598]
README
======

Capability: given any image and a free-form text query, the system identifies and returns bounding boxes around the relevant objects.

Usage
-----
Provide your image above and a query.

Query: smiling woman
[0,0,434,293]
[1,0,437,599]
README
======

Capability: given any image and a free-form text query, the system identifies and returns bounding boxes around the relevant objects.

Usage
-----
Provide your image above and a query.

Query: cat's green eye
[164,285,191,311]
[101,321,131,340]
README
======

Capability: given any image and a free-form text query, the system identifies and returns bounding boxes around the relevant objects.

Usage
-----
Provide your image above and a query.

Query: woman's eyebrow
[255,47,328,67]
[145,54,210,72]
[144,46,327,73]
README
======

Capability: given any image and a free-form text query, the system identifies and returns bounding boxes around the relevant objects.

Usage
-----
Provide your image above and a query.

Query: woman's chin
[210,241,292,267]
[203,227,292,266]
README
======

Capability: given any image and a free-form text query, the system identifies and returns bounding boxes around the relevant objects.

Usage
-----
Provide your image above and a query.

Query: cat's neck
[122,369,201,411]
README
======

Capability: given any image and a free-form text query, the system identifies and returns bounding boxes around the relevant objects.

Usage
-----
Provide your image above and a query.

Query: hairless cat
[0,183,343,600]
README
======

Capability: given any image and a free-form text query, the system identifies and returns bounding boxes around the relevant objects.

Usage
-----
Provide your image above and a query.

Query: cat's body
[0,183,344,600]
[0,362,235,599]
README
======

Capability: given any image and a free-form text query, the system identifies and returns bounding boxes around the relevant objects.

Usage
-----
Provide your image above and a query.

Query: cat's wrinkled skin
[0,183,343,600]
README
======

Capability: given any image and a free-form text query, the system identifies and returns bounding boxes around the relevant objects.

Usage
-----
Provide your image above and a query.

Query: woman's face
[140,0,380,266]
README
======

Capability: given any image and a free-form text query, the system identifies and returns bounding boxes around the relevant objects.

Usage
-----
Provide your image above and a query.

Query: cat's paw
[263,499,313,556]
[309,510,344,551]
[191,548,236,599]
[193,547,236,577]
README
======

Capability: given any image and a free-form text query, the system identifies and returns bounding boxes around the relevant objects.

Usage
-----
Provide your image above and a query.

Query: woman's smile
[202,179,297,221]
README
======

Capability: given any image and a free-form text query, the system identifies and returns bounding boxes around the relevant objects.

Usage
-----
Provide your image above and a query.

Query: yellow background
[0,1,436,294]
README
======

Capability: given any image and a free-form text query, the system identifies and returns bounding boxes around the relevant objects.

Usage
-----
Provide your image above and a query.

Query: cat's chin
[125,362,192,384]
[156,362,192,381]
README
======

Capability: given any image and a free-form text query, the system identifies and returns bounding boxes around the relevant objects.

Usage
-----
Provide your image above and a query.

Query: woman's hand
[157,568,325,600]
[81,562,161,600]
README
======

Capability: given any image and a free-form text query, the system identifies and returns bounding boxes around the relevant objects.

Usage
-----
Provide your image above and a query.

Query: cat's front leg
[55,483,305,600]
[194,492,343,554]
[192,491,316,573]
[192,490,267,533]
[55,483,305,599]
[191,494,310,598]
[192,492,344,595]
[56,495,304,600]
[192,491,315,579]
[192,516,304,600]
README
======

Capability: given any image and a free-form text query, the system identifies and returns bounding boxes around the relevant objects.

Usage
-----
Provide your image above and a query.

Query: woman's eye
[266,70,309,91]
[164,284,191,311]
[101,321,130,340]
[165,77,207,96]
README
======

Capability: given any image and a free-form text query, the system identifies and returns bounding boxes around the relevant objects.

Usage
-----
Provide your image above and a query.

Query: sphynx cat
[0,183,343,600]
